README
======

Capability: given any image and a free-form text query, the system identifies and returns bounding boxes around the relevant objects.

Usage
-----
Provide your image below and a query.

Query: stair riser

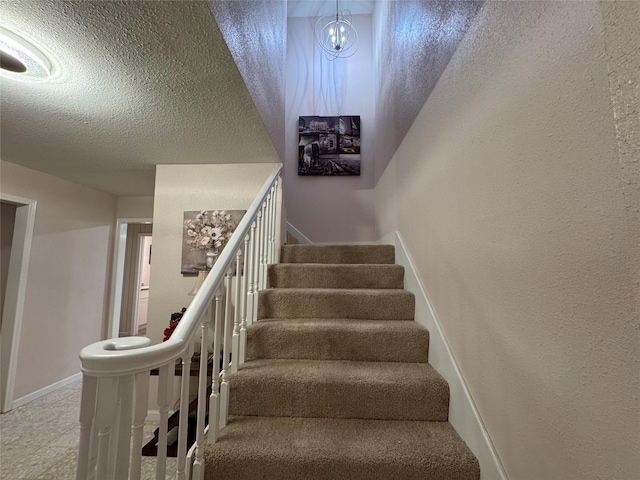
[258,290,415,320]
[280,245,396,264]
[204,416,480,480]
[269,264,404,289]
[206,458,479,480]
[246,322,429,363]
[229,377,449,422]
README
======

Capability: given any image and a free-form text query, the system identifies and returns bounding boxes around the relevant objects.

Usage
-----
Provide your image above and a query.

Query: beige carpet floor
[0,379,177,480]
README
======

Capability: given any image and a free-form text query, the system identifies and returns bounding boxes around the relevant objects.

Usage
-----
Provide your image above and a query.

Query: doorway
[1,194,37,413]
[108,220,152,339]
[132,233,152,336]
[1,203,17,320]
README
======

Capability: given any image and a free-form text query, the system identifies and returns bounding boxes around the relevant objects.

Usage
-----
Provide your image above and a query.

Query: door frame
[107,218,152,340]
[131,232,152,336]
[1,194,37,413]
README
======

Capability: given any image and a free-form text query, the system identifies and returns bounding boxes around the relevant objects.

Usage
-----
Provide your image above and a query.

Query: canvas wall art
[298,116,361,176]
[181,210,245,274]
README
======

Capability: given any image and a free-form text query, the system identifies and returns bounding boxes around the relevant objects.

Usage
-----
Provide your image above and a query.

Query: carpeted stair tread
[280,244,395,264]
[247,318,429,363]
[203,415,480,480]
[229,358,449,421]
[269,263,404,289]
[258,288,415,320]
[205,243,480,478]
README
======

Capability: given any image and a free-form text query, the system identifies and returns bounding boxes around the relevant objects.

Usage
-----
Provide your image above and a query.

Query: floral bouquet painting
[181,210,245,274]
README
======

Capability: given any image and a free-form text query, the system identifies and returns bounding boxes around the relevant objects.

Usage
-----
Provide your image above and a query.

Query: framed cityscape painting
[298,116,360,176]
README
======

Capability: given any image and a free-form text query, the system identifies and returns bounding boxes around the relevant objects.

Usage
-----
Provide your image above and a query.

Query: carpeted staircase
[203,244,480,479]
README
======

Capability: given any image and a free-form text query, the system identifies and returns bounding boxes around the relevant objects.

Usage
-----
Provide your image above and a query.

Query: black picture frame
[298,116,361,176]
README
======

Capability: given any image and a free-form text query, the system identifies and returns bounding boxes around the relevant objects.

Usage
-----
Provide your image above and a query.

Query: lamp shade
[188,270,208,296]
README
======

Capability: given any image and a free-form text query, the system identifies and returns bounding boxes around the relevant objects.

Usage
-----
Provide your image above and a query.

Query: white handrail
[77,165,282,480]
[79,165,282,376]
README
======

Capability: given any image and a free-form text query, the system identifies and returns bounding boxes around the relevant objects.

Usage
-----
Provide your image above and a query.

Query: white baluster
[176,342,194,480]
[239,234,250,364]
[192,321,210,480]
[130,372,150,480]
[156,363,174,480]
[259,201,268,290]
[262,193,273,272]
[209,291,223,443]
[255,209,263,291]
[269,184,278,264]
[247,221,257,326]
[231,250,242,374]
[219,269,233,428]
[107,391,120,480]
[270,181,278,264]
[77,375,98,480]
[87,410,99,480]
[253,211,262,325]
[113,375,135,480]
[95,377,118,480]
[269,189,275,280]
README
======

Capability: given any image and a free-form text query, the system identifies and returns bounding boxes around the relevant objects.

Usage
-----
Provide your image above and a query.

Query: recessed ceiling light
[0,27,51,82]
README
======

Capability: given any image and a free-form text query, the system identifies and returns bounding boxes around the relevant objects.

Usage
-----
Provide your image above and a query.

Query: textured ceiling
[0,0,279,196]
[287,0,375,17]
[1,0,480,197]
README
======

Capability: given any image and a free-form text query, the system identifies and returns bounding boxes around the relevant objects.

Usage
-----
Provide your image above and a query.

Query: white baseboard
[12,372,83,409]
[286,222,312,244]
[379,231,508,480]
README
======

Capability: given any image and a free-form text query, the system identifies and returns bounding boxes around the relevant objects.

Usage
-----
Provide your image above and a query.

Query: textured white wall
[373,2,639,479]
[116,196,154,219]
[600,0,640,212]
[285,15,376,243]
[372,0,483,182]
[147,163,280,344]
[0,160,116,399]
[208,0,287,162]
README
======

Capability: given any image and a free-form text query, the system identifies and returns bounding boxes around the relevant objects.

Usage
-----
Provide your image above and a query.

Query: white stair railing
[77,165,281,480]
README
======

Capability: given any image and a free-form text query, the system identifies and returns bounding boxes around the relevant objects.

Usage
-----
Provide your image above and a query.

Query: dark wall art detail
[298,116,361,176]
[181,210,246,274]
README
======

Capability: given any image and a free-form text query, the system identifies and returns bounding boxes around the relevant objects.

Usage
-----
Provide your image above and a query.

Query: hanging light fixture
[315,0,359,60]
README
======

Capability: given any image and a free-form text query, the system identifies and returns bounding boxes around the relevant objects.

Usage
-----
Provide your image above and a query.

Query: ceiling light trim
[0,27,52,82]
